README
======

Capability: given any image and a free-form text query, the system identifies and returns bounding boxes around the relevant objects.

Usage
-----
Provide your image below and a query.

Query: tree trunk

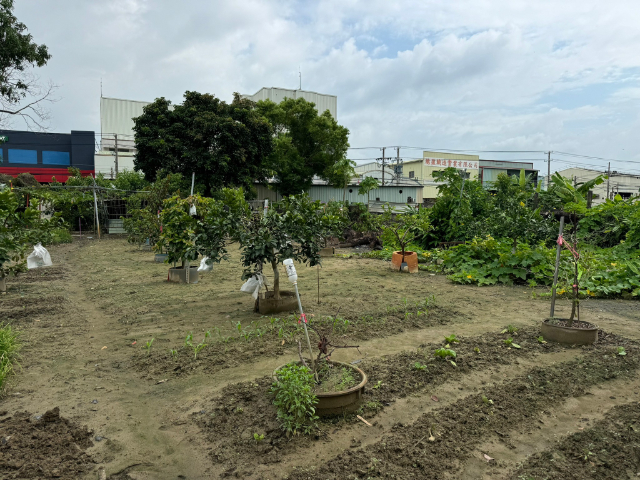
[0,275,6,294]
[512,237,517,254]
[367,192,370,211]
[343,184,347,203]
[271,259,280,300]
[568,260,578,326]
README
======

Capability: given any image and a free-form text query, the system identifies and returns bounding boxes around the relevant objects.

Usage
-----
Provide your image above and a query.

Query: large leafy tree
[133,92,274,196]
[256,98,350,196]
[0,0,55,129]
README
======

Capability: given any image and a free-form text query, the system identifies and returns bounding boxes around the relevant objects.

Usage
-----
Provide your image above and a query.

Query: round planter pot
[154,253,168,263]
[391,251,419,273]
[541,319,598,345]
[273,361,368,416]
[167,266,199,284]
[319,247,335,257]
[257,290,298,315]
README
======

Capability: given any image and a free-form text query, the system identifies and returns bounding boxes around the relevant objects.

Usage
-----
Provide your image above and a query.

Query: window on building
[8,149,37,164]
[43,151,70,165]
[409,171,414,178]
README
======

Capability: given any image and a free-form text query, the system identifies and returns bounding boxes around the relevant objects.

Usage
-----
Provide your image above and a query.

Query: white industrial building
[554,167,640,204]
[241,87,337,118]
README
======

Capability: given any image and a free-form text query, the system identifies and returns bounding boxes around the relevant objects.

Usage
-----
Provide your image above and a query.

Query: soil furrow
[286,343,640,479]
[510,400,640,480]
[454,372,640,479]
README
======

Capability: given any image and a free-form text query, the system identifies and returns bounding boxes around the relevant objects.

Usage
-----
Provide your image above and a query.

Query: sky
[11,0,640,178]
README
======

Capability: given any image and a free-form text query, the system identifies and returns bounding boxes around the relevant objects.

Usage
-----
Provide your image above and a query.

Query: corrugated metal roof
[100,97,151,138]
[241,87,337,118]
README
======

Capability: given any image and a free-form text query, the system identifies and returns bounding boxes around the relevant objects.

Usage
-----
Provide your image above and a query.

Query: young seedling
[184,333,193,347]
[434,348,457,367]
[504,337,521,349]
[235,321,243,335]
[501,325,518,335]
[142,338,154,355]
[474,347,480,353]
[481,395,494,405]
[412,362,428,371]
[537,336,547,344]
[169,349,177,359]
[444,334,459,344]
[253,433,265,443]
[372,380,383,389]
[617,346,627,356]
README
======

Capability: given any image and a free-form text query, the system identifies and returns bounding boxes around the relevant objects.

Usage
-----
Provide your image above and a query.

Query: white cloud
[11,0,640,173]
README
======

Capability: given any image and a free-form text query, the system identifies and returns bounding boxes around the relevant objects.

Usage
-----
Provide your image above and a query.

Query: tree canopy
[256,97,350,196]
[133,92,274,196]
[0,0,54,129]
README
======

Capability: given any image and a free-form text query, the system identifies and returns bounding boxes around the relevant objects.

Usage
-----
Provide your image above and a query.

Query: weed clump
[0,324,20,391]
[270,363,318,436]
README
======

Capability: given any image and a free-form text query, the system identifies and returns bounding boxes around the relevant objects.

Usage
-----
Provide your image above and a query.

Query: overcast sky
[12,0,640,177]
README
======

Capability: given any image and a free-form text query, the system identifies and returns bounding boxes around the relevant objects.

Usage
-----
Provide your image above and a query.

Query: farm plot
[0,238,638,479]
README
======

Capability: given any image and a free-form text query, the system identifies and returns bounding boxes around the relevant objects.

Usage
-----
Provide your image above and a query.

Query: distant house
[554,167,640,204]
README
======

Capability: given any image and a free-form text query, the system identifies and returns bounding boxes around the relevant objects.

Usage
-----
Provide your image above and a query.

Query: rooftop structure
[241,87,337,118]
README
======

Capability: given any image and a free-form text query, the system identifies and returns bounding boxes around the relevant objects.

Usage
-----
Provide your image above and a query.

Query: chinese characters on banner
[424,158,478,169]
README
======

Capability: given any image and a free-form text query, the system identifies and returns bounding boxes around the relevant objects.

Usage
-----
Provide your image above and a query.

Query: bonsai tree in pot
[380,204,432,273]
[238,194,323,313]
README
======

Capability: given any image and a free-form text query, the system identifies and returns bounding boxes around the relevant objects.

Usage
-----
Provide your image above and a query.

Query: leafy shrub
[0,324,21,391]
[270,363,318,435]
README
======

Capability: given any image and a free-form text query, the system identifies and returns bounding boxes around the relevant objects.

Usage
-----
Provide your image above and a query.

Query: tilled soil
[511,401,640,479]
[193,327,636,476]
[287,344,640,479]
[131,304,465,379]
[0,407,95,479]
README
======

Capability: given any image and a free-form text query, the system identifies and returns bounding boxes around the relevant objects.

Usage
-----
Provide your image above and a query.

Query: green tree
[358,176,380,210]
[325,157,356,202]
[256,98,350,196]
[238,194,324,300]
[0,0,54,129]
[133,92,273,196]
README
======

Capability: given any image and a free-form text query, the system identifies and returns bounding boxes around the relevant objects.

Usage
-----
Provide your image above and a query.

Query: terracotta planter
[541,319,598,345]
[391,251,419,273]
[257,290,298,314]
[167,266,199,284]
[273,361,368,416]
[319,247,335,257]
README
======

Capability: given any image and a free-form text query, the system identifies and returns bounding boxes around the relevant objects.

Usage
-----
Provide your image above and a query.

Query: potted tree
[381,204,432,273]
[541,173,606,345]
[158,195,204,284]
[238,194,324,314]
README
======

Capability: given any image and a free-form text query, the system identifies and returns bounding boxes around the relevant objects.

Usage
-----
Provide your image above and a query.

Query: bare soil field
[0,236,638,479]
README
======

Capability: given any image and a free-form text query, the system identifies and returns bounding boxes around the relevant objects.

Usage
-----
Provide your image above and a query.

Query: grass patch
[0,323,21,392]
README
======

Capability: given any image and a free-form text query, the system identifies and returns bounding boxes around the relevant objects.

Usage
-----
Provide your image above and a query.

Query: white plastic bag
[240,274,264,300]
[189,204,197,216]
[197,256,213,272]
[27,243,52,269]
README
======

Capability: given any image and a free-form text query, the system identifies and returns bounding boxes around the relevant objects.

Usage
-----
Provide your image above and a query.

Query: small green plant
[184,332,193,347]
[185,332,210,359]
[504,337,521,349]
[270,363,318,435]
[482,395,494,405]
[537,336,547,344]
[474,347,480,353]
[412,362,428,371]
[142,338,154,355]
[0,323,21,391]
[253,433,265,443]
[444,334,459,344]
[501,325,518,334]
[169,349,177,359]
[617,346,627,356]
[372,380,383,389]
[235,321,243,335]
[434,348,457,366]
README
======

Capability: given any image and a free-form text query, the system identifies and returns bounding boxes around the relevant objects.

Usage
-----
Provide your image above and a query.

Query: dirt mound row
[131,304,466,378]
[288,342,640,479]
[511,401,640,479]
[194,327,633,476]
[0,407,95,479]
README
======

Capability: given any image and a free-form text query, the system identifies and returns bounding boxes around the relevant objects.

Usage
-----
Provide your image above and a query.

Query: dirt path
[0,238,638,479]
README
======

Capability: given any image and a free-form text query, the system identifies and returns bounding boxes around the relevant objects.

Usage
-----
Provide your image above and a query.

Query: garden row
[190,326,636,476]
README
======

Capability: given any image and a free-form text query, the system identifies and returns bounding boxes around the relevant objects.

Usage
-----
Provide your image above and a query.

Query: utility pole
[381,147,386,186]
[547,151,551,190]
[114,134,119,177]
[396,147,400,185]
[606,162,611,200]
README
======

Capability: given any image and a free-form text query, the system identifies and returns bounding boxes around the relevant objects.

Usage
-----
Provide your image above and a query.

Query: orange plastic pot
[391,251,418,273]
